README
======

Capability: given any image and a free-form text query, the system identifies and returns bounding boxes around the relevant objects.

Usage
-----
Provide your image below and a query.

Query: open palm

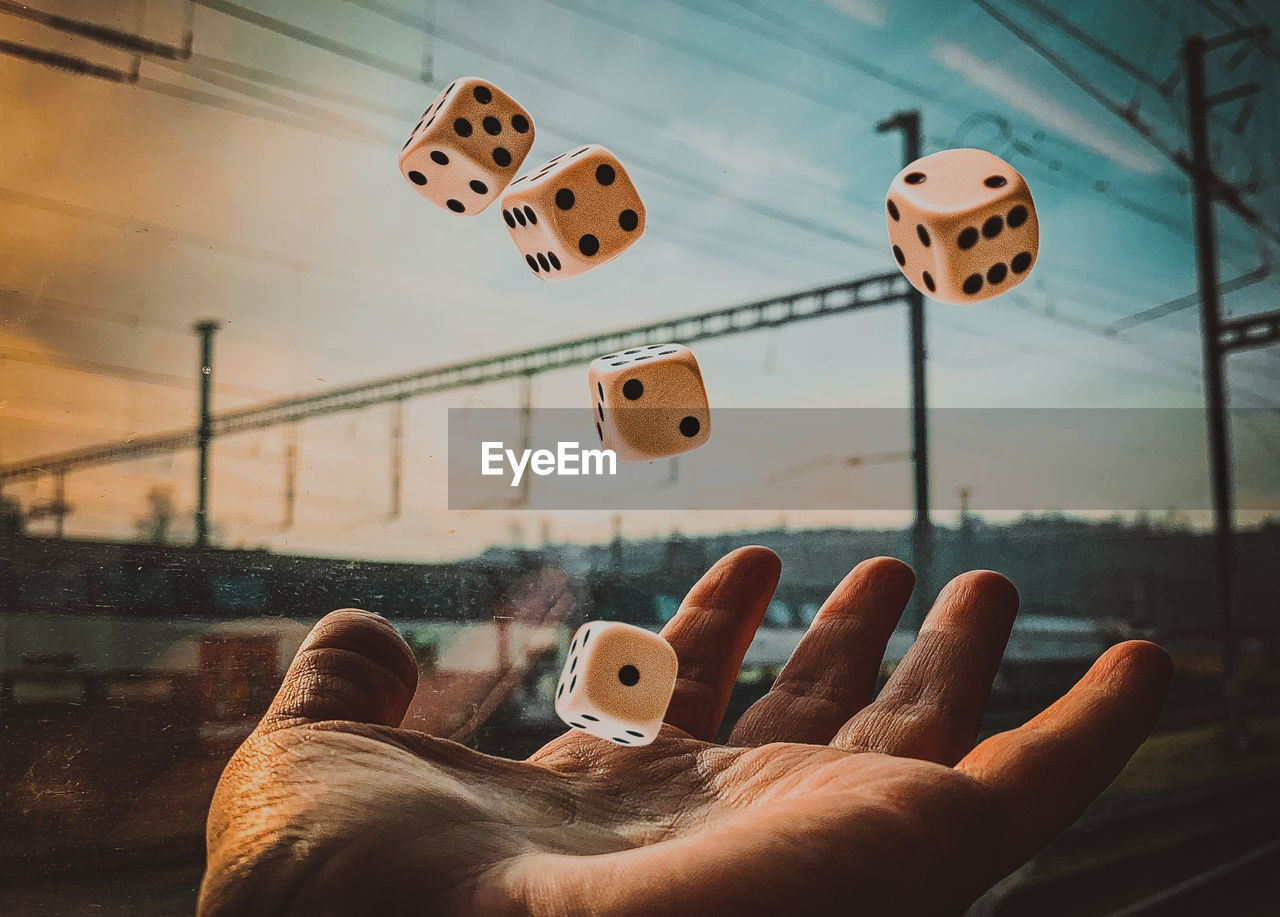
[199,547,1170,916]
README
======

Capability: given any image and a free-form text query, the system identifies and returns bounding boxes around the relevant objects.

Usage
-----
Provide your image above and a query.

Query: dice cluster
[400,81,1042,745]
[399,78,1038,301]
[398,77,646,281]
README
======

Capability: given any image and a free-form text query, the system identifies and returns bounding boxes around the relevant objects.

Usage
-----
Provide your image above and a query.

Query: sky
[1,0,1278,560]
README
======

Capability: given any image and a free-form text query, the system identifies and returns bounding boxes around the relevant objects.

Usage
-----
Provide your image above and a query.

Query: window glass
[2,2,1277,914]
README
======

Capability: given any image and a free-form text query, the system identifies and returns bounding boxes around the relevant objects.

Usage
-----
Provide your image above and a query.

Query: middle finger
[729,557,914,746]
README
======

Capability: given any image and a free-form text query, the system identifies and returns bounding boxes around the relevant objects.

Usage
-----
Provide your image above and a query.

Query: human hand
[198,547,1170,916]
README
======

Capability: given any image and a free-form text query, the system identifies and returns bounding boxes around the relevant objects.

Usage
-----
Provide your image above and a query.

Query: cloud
[817,0,888,27]
[932,41,1163,175]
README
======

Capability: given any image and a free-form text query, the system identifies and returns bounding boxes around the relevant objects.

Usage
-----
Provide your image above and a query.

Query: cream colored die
[588,343,710,462]
[397,76,534,216]
[555,620,677,746]
[885,148,1038,304]
[500,144,645,280]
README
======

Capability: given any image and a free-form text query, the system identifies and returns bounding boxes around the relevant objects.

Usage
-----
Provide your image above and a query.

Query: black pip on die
[555,620,678,746]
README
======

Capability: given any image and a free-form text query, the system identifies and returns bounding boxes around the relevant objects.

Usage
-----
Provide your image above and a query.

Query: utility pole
[518,373,533,508]
[53,472,66,538]
[1183,32,1266,751]
[967,9,1274,749]
[419,0,436,82]
[193,320,221,548]
[282,425,298,531]
[877,110,932,624]
[610,513,624,573]
[390,400,404,520]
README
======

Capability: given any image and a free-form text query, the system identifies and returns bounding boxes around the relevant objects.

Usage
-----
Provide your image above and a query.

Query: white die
[397,76,535,216]
[555,620,678,746]
[588,343,711,462]
[885,147,1038,304]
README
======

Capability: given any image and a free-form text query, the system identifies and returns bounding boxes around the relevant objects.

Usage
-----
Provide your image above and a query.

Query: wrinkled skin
[199,548,1171,916]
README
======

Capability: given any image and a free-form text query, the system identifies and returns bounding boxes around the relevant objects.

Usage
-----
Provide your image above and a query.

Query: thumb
[258,608,419,732]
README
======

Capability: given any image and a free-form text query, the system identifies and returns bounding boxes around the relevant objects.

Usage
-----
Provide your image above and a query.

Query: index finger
[659,546,782,741]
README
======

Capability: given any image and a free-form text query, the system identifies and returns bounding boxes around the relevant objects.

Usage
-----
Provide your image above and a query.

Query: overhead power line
[971,0,1280,249]
[0,184,314,273]
[133,73,393,147]
[0,36,139,82]
[0,54,853,282]
[346,0,714,134]
[1193,0,1280,67]
[191,0,427,83]
[1105,265,1273,333]
[716,0,946,103]
[541,0,900,123]
[0,0,192,59]
[626,0,1215,262]
[188,50,409,117]
[147,56,389,142]
[344,0,882,253]
[0,345,276,397]
[1006,0,1173,97]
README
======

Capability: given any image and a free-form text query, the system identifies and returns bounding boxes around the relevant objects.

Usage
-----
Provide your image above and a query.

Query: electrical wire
[186,0,1246,277]
[1008,286,1280,411]
[580,0,1228,273]
[188,50,410,117]
[191,0,428,83]
[147,56,391,142]
[714,0,1197,202]
[541,0,909,126]
[0,345,277,397]
[709,0,946,103]
[970,0,1280,250]
[0,184,318,274]
[135,73,388,146]
[0,292,193,334]
[1007,0,1277,221]
[1193,0,1280,68]
[1105,265,1273,333]
[6,0,1270,415]
[0,36,139,82]
[0,0,192,59]
[1008,0,1178,99]
[344,0,884,252]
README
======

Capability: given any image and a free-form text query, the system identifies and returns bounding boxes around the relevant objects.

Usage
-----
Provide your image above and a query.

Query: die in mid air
[885,148,1038,305]
[500,145,645,280]
[589,343,710,462]
[398,77,535,216]
[555,620,678,746]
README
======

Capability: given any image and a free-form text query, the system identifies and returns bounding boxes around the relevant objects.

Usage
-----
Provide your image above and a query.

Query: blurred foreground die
[555,620,677,746]
[588,343,710,462]
[501,144,645,279]
[885,148,1038,304]
[398,76,534,215]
